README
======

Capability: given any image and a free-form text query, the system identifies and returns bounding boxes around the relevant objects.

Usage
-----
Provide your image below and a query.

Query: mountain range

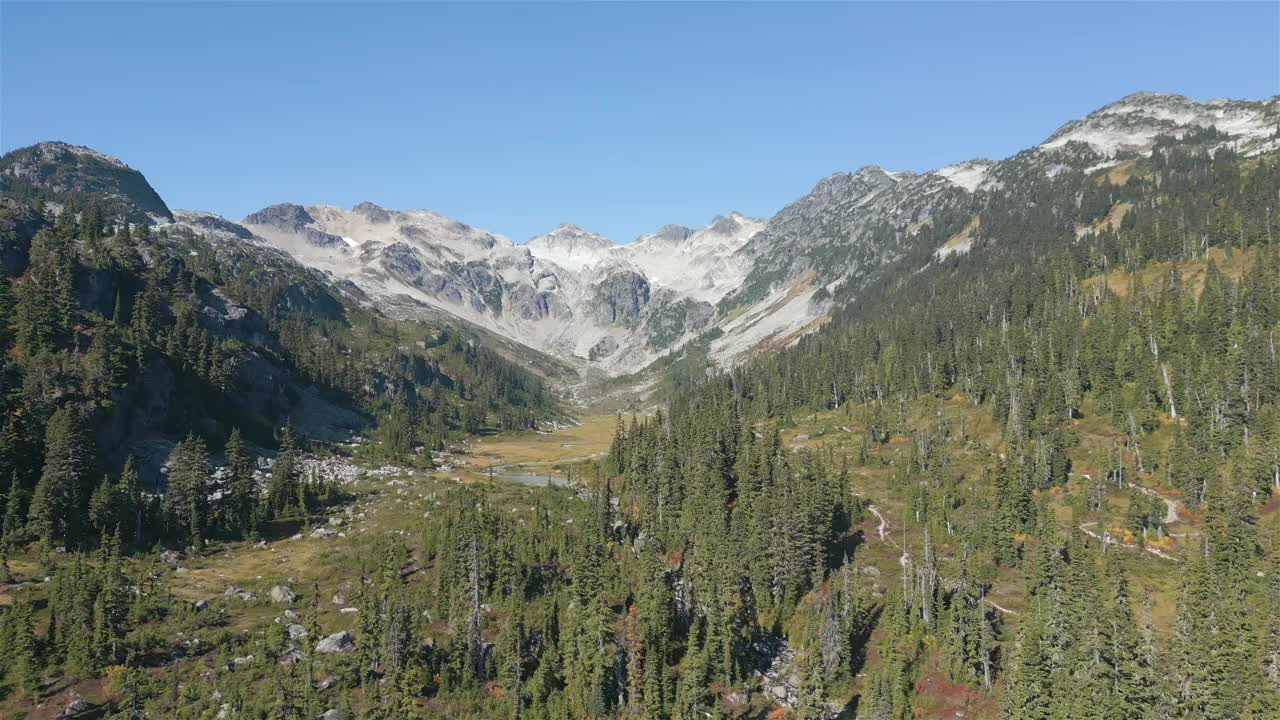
[5,91,1278,384]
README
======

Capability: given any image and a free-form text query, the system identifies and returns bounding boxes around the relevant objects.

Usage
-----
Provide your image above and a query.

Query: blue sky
[3,2,1277,243]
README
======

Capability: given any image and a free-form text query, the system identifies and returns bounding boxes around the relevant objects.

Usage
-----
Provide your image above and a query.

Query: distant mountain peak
[244,202,316,227]
[352,201,392,223]
[648,224,693,244]
[529,223,612,248]
[526,224,614,272]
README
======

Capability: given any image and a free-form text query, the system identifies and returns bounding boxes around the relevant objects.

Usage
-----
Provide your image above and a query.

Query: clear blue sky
[3,2,1277,243]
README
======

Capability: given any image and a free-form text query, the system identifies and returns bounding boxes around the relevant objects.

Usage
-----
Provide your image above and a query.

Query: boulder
[270,585,298,604]
[315,631,354,654]
[62,695,89,717]
[278,645,304,665]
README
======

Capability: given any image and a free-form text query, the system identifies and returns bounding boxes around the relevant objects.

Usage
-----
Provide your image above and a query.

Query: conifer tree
[6,594,40,698]
[28,405,93,546]
[267,424,301,518]
[223,428,258,538]
[163,433,209,548]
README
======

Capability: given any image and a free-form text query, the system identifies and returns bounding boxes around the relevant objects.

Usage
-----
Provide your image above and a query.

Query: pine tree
[223,428,258,538]
[379,393,415,462]
[88,472,124,541]
[6,594,40,698]
[267,424,301,518]
[28,405,93,546]
[163,433,209,548]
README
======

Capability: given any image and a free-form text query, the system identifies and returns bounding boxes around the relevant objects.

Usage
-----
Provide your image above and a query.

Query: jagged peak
[352,201,392,223]
[649,224,693,243]
[808,165,898,200]
[706,214,742,236]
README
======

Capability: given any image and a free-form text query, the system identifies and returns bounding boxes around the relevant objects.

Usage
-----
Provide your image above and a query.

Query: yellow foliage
[104,664,129,694]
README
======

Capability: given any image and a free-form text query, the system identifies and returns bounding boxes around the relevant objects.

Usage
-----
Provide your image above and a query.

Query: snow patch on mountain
[1041,92,1278,156]
[932,161,993,192]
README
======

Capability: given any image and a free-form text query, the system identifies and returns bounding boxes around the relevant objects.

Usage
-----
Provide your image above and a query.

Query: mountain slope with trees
[0,147,558,553]
[0,94,1279,720]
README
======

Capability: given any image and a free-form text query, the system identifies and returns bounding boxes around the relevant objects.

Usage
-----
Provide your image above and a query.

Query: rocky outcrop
[244,203,345,248]
[0,196,44,276]
[315,631,354,653]
[644,295,713,350]
[591,271,650,324]
[176,210,257,240]
[352,201,391,224]
[588,336,618,361]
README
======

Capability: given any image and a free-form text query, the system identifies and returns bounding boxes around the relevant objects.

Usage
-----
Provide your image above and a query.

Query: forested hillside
[0,148,557,555]
[1,122,1279,720]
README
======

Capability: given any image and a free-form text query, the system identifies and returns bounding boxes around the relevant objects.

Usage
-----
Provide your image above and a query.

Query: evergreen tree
[223,428,258,538]
[163,433,209,548]
[28,405,93,546]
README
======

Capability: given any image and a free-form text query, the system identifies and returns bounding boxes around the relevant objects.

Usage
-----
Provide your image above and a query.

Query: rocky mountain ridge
[236,199,766,374]
[7,92,1277,380]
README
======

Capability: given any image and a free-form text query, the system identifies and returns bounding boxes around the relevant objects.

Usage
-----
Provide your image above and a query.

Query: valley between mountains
[18,91,1273,394]
[2,89,1280,720]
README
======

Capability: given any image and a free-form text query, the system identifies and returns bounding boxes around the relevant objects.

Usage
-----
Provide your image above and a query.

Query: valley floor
[0,417,619,719]
[3,395,1275,719]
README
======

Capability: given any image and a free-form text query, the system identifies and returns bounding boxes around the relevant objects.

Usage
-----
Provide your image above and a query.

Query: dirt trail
[1079,522,1178,561]
[1130,482,1180,524]
[985,599,1018,615]
[869,505,889,541]
[1078,473,1180,525]
[868,504,902,551]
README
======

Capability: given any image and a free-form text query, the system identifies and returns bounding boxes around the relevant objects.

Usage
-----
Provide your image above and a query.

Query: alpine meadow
[2,3,1280,719]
